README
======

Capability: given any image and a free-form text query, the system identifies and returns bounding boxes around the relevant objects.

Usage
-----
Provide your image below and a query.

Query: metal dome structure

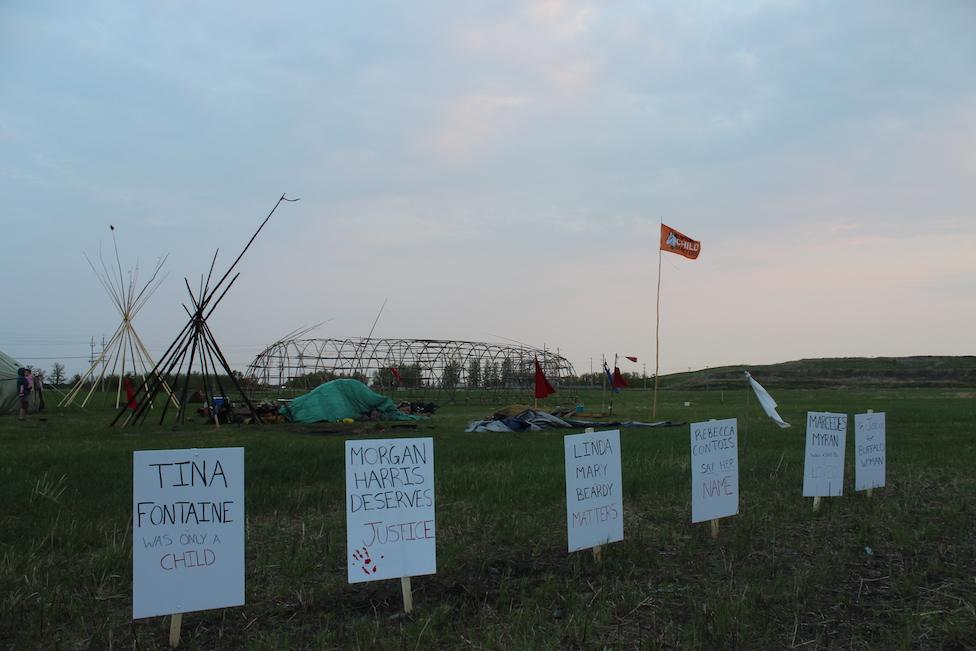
[245,334,575,396]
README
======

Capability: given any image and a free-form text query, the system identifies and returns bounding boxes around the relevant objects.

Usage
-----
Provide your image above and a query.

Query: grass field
[2,386,975,649]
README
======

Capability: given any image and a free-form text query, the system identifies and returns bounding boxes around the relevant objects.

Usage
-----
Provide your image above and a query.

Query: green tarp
[280,378,420,424]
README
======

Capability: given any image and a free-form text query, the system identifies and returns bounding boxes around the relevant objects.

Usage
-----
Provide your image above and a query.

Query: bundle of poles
[113,194,297,428]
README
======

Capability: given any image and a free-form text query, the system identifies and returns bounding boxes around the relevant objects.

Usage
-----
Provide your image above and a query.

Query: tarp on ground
[280,378,421,424]
[465,408,682,432]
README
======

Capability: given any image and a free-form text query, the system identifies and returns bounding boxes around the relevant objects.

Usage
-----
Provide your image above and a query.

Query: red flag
[625,356,638,363]
[660,224,701,260]
[390,367,402,385]
[123,376,138,410]
[612,367,629,389]
[534,358,555,399]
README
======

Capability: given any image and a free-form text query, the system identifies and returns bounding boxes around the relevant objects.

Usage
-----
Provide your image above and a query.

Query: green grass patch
[1,387,975,649]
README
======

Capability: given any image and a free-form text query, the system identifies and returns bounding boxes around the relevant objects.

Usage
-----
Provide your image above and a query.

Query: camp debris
[465,406,682,433]
[280,379,423,424]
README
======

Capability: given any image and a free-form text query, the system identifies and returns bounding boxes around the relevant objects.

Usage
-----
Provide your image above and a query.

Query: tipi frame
[60,231,176,409]
[114,194,297,427]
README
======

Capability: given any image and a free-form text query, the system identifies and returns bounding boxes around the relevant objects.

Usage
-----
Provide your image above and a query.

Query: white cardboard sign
[345,437,436,583]
[132,447,245,619]
[854,412,886,491]
[802,412,847,497]
[690,418,739,523]
[564,429,623,553]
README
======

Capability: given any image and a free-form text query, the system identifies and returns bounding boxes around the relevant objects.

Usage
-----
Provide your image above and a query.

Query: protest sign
[133,447,244,620]
[565,429,623,553]
[345,437,435,584]
[690,418,739,524]
[855,411,886,491]
[802,412,847,497]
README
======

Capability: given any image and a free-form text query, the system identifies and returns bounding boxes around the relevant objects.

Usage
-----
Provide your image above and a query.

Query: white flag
[744,371,790,428]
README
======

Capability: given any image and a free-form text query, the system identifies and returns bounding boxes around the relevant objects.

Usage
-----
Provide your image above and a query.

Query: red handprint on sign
[351,547,383,575]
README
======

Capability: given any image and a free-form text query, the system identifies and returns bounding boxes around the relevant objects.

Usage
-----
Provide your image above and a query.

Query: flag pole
[653,227,662,418]
[601,353,607,411]
[609,353,618,416]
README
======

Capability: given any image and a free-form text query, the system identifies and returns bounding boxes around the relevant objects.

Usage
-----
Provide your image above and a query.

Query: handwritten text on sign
[132,447,244,619]
[564,429,623,552]
[855,412,886,491]
[803,412,847,497]
[345,438,435,583]
[690,418,739,523]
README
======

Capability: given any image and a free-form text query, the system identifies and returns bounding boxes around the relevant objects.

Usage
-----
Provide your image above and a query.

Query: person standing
[16,367,31,420]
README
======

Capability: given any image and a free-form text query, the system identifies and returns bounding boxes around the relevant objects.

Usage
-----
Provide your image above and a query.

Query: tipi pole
[113,315,195,426]
[73,324,126,408]
[653,242,662,418]
[115,325,128,409]
[130,325,180,407]
[202,321,263,423]
[61,323,125,406]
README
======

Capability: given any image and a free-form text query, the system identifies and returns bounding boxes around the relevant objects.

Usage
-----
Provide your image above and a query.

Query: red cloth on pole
[534,358,555,399]
[390,367,402,385]
[625,356,638,363]
[612,367,629,389]
[123,376,138,410]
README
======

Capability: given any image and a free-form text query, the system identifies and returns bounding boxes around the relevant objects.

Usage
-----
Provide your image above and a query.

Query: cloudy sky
[2,1,974,378]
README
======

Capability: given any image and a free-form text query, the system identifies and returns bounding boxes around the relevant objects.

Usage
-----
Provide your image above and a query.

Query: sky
[2,0,974,379]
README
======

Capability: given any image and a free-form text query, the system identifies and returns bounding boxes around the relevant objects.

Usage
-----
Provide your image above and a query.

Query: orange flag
[660,224,701,260]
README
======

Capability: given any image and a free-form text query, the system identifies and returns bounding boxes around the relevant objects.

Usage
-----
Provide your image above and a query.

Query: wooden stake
[709,518,720,540]
[813,496,822,512]
[401,576,413,614]
[168,613,182,648]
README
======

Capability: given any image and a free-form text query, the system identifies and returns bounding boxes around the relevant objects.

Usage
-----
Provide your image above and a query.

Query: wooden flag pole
[601,354,607,411]
[401,576,414,613]
[653,240,662,418]
[169,613,183,648]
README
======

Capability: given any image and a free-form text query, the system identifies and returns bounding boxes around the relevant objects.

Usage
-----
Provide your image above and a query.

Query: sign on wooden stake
[803,412,847,502]
[855,411,885,492]
[345,438,435,611]
[690,418,739,532]
[132,448,245,625]
[565,428,623,555]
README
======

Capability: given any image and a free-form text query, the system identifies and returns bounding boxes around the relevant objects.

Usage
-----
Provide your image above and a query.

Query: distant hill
[660,356,976,389]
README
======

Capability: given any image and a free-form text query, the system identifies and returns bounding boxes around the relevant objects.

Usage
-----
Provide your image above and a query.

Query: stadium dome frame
[245,336,575,393]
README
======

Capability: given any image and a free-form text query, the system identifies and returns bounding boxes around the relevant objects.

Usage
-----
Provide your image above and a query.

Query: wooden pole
[710,518,720,540]
[168,613,182,648]
[400,576,413,613]
[653,242,662,418]
[813,496,822,512]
